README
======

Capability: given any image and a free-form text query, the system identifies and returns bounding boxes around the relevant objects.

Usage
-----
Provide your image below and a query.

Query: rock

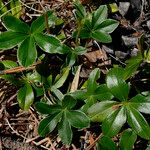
[121,35,138,47]
[119,2,130,16]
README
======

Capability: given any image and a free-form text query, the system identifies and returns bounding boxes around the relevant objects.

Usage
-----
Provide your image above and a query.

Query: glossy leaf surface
[127,106,150,140]
[106,68,130,101]
[17,82,34,110]
[129,94,150,114]
[38,113,62,137]
[88,101,117,122]
[2,15,30,33]
[102,106,126,137]
[18,36,37,67]
[0,31,27,50]
[35,102,62,114]
[34,33,68,54]
[95,19,119,33]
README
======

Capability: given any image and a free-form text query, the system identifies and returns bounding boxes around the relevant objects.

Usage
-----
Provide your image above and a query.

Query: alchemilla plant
[0,1,150,149]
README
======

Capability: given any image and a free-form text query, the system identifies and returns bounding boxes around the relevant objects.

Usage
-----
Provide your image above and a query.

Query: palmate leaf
[126,106,150,140]
[18,36,37,67]
[17,82,34,110]
[120,128,137,150]
[38,112,62,137]
[106,67,130,101]
[0,31,28,50]
[2,15,30,33]
[102,106,126,137]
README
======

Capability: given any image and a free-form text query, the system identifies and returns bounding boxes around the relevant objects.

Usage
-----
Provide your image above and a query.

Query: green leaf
[52,67,70,89]
[31,11,54,33]
[92,5,108,29]
[95,19,119,33]
[146,145,150,150]
[18,36,37,67]
[129,94,150,114]
[106,67,130,101]
[38,112,62,137]
[73,28,91,39]
[88,101,118,122]
[0,1,8,15]
[124,54,142,80]
[0,31,28,50]
[120,128,137,150]
[69,90,87,100]
[10,0,22,18]
[1,60,18,69]
[62,95,77,109]
[96,136,117,150]
[35,102,62,114]
[58,113,72,144]
[127,106,150,140]
[66,110,90,129]
[74,46,87,55]
[74,1,86,20]
[91,30,112,43]
[34,33,68,54]
[17,82,34,110]
[87,68,100,93]
[0,74,24,86]
[2,15,30,33]
[93,84,114,101]
[102,106,126,137]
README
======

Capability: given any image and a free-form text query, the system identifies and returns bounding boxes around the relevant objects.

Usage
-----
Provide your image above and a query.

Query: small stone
[119,2,130,16]
[147,20,150,30]
[121,35,138,47]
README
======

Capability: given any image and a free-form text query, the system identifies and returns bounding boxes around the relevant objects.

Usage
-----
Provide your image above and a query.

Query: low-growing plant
[0,1,150,149]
